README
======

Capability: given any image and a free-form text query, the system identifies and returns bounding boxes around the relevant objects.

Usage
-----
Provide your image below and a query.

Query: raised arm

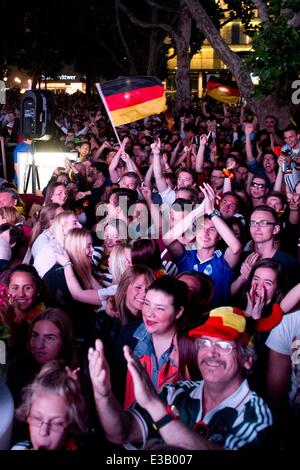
[152,139,168,193]
[245,122,256,163]
[88,340,142,444]
[200,184,242,268]
[280,283,300,313]
[123,346,223,450]
[195,134,207,173]
[56,253,101,305]
[162,199,205,258]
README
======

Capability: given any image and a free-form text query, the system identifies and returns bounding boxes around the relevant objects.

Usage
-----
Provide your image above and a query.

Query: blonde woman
[44,228,101,337]
[32,210,81,277]
[0,206,21,226]
[52,241,131,316]
[23,203,63,264]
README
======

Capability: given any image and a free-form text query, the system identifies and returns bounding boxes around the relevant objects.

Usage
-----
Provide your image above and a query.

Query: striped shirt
[125,379,273,450]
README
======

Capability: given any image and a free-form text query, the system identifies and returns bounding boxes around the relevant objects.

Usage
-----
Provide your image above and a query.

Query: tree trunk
[183,0,293,125]
[250,94,292,129]
[147,8,159,76]
[175,2,192,111]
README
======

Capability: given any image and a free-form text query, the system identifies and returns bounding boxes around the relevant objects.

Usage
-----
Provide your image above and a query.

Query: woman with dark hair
[5,308,78,406]
[131,238,164,277]
[44,182,69,208]
[241,258,288,396]
[122,275,199,407]
[0,264,47,331]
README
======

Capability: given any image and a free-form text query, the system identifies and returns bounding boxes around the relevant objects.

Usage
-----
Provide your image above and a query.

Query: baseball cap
[188,306,247,342]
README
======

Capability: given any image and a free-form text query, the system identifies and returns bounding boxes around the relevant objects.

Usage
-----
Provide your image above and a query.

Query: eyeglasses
[195,338,235,354]
[249,220,276,227]
[251,182,266,189]
[28,414,68,433]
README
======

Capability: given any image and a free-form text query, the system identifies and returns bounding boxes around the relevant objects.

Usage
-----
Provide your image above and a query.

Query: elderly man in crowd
[88,306,274,450]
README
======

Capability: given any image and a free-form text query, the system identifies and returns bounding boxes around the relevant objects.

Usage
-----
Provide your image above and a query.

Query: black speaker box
[20,90,54,140]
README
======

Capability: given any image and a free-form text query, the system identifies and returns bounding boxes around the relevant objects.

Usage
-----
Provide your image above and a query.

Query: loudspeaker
[20,90,54,140]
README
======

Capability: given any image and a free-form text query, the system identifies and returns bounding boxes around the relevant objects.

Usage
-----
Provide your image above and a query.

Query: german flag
[205,76,240,105]
[96,76,166,127]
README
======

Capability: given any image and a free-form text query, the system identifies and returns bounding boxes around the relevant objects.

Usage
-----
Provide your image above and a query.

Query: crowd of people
[0,90,300,451]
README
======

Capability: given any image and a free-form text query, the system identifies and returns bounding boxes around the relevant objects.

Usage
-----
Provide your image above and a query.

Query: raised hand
[244,122,254,136]
[88,339,112,398]
[199,134,208,147]
[199,182,216,215]
[150,138,161,155]
[246,283,266,320]
[240,252,260,280]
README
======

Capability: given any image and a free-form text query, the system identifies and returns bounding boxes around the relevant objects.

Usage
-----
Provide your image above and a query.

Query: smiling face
[220,195,238,219]
[177,171,194,189]
[126,274,150,316]
[8,271,38,312]
[51,185,68,206]
[196,218,220,250]
[30,320,62,365]
[85,234,94,259]
[251,267,278,304]
[28,392,69,450]
[142,289,183,336]
[196,336,250,387]
[249,210,279,243]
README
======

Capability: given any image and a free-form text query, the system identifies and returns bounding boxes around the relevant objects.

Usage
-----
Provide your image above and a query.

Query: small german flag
[96,76,166,127]
[205,76,240,105]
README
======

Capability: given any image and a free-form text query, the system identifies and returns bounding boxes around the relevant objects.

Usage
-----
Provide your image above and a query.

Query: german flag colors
[205,76,240,105]
[97,76,166,127]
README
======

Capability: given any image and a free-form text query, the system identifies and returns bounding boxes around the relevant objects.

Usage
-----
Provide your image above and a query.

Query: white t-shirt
[159,186,176,207]
[266,310,300,404]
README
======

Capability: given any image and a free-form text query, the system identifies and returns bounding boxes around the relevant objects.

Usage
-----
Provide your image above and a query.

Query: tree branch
[183,0,254,100]
[288,12,300,28]
[116,0,180,41]
[143,0,177,14]
[251,0,270,23]
[115,1,138,74]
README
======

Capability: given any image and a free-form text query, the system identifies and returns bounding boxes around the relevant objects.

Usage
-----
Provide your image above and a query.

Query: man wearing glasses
[89,306,274,450]
[249,175,269,208]
[232,205,300,295]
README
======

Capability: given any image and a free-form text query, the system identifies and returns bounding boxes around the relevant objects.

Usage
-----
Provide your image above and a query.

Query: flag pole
[96,83,122,146]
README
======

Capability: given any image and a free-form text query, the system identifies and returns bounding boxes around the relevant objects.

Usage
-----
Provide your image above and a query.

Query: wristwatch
[208,209,221,220]
[153,405,180,431]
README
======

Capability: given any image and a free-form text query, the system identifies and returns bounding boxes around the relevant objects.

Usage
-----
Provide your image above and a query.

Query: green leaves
[246,13,300,97]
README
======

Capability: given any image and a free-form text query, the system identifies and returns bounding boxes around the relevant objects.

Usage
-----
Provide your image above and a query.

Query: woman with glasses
[12,359,87,450]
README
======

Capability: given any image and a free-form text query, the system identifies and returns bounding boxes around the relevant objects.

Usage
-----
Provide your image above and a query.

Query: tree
[183,0,300,126]
[116,0,224,110]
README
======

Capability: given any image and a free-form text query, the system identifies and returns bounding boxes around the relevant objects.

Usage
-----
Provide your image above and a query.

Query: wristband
[62,261,72,269]
[223,168,235,179]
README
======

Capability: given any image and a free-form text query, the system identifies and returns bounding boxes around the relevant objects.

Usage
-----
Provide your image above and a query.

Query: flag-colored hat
[188,306,247,342]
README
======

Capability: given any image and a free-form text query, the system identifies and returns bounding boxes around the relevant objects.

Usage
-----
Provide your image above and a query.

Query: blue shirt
[175,249,233,307]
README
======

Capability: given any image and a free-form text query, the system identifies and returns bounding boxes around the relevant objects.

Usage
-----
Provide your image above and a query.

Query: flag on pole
[96,76,166,127]
[205,76,240,105]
